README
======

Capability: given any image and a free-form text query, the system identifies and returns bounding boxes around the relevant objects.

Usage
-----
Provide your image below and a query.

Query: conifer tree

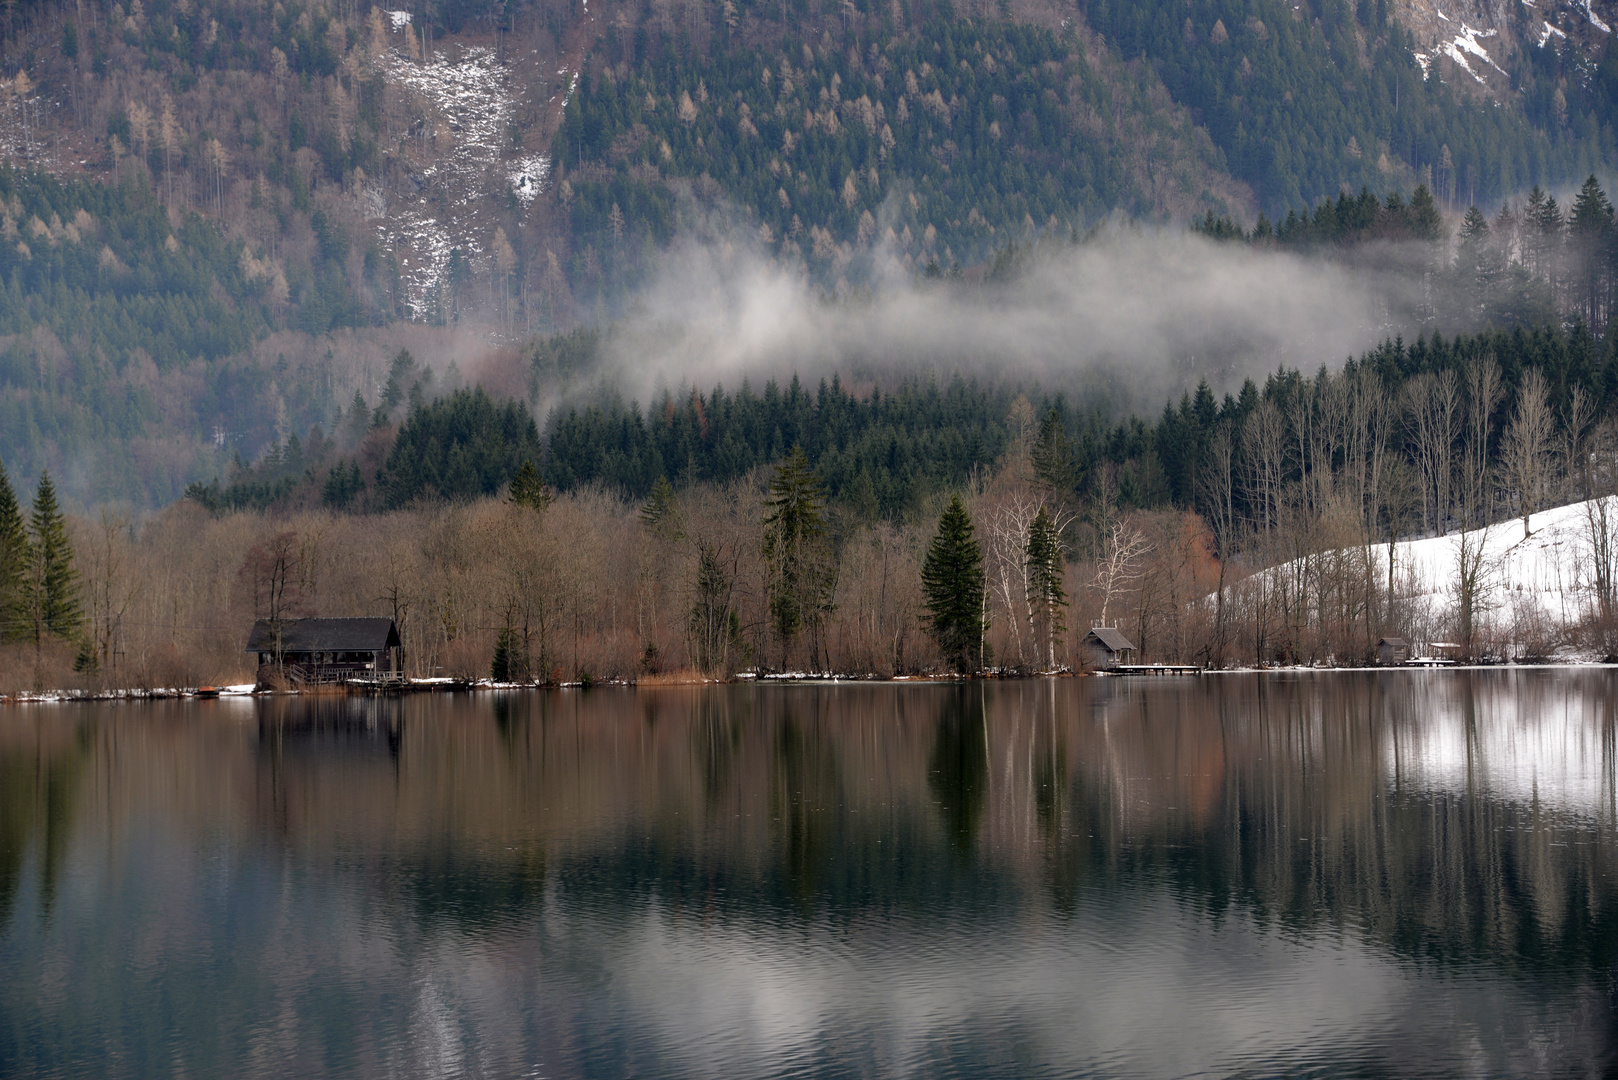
[0,459,28,644]
[641,475,679,532]
[508,460,553,510]
[1409,184,1444,243]
[763,448,831,664]
[22,472,80,647]
[1569,175,1614,331]
[491,626,517,682]
[922,494,987,672]
[1025,506,1068,669]
[1030,408,1075,492]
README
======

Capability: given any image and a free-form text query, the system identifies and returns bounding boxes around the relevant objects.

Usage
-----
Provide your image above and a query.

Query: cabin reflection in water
[115,675,1618,969]
[3,672,1618,1076]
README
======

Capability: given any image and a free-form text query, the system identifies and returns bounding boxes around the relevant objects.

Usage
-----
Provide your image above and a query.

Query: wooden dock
[1108,664,1203,676]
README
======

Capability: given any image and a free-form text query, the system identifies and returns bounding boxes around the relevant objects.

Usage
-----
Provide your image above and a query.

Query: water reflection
[2,673,1617,1077]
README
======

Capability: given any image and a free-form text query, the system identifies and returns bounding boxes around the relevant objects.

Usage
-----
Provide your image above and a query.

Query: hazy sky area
[579,227,1421,414]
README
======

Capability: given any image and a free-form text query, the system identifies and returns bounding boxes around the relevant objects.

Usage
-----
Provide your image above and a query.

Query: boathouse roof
[246,617,401,654]
[1083,627,1136,653]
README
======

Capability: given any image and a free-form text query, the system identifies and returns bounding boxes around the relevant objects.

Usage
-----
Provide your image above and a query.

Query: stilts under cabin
[247,617,403,686]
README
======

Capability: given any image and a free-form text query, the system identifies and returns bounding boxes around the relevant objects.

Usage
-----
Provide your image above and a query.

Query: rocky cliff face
[1393,0,1612,90]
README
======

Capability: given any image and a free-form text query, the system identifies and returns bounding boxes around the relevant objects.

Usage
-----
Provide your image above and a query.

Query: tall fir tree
[508,459,553,510]
[0,459,28,644]
[1409,184,1444,244]
[1030,409,1076,493]
[22,472,80,647]
[922,494,987,673]
[1569,175,1614,332]
[641,475,679,533]
[762,448,831,664]
[1024,506,1068,670]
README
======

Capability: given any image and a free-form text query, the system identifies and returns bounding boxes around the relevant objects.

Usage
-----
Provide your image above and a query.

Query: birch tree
[1501,368,1553,538]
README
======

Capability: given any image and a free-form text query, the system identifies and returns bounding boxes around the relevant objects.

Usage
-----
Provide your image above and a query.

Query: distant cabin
[1081,627,1137,670]
[1376,637,1409,666]
[1428,642,1464,662]
[247,617,402,685]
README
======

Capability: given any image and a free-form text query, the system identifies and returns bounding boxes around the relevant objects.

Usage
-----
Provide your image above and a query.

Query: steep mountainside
[1394,0,1611,88]
[0,0,1608,505]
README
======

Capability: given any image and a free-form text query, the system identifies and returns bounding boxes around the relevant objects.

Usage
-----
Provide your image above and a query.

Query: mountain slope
[0,0,1610,506]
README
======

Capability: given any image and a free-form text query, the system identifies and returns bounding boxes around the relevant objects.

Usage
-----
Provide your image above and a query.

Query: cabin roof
[1377,636,1408,648]
[247,617,400,654]
[1083,627,1136,653]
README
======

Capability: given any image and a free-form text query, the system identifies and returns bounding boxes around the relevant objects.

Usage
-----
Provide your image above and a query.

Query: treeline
[0,163,386,502]
[556,0,1618,300]
[189,315,1618,526]
[1194,175,1618,333]
[12,310,1618,693]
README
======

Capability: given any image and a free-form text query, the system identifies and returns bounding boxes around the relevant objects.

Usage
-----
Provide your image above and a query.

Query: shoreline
[3,660,1617,704]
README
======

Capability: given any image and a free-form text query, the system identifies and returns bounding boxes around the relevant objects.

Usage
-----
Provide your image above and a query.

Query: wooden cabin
[247,617,402,685]
[1081,627,1137,670]
[1376,637,1409,666]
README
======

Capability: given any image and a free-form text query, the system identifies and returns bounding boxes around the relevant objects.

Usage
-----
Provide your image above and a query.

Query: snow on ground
[1414,24,1504,82]
[381,44,514,313]
[1382,498,1601,628]
[373,28,554,318]
[1584,0,1611,32]
[507,154,551,207]
[1238,497,1612,638]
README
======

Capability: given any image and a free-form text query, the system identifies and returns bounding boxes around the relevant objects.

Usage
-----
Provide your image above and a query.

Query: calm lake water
[3,673,1618,1078]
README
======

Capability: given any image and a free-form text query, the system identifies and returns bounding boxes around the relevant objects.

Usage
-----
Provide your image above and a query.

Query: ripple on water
[3,675,1618,1078]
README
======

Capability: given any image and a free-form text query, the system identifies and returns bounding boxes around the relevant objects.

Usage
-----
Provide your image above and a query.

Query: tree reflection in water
[1,672,1617,1077]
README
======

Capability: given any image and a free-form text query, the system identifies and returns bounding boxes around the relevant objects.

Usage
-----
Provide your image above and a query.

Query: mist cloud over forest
[573,227,1427,414]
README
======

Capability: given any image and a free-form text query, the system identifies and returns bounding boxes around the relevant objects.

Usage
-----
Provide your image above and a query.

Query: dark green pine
[0,459,29,644]
[921,494,986,673]
[26,471,80,644]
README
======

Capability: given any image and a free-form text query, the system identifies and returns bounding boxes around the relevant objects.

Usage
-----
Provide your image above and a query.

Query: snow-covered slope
[1388,498,1604,628]
[1235,497,1613,645]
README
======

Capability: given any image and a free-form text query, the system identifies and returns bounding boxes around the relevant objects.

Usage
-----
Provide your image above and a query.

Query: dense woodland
[0,0,1614,684]
[0,0,1608,503]
[4,289,1618,689]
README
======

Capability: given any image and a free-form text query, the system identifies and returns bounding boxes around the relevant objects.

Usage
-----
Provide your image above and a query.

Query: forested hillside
[0,0,1609,507]
[1082,0,1617,211]
[555,12,1250,291]
[4,311,1615,691]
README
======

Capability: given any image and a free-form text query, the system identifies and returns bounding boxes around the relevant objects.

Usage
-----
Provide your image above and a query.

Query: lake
[3,672,1617,1078]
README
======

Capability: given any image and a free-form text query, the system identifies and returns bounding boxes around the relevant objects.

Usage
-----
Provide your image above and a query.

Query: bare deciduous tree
[1406,369,1461,536]
[1501,368,1553,538]
[1092,518,1148,628]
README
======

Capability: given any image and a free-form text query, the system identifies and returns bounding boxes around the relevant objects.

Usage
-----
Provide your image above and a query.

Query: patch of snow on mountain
[377,45,525,317]
[1539,18,1570,43]
[388,9,412,27]
[508,155,550,206]
[1584,0,1611,32]
[1432,24,1504,82]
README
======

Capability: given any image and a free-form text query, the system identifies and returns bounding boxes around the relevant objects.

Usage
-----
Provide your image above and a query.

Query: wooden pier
[1108,664,1203,676]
